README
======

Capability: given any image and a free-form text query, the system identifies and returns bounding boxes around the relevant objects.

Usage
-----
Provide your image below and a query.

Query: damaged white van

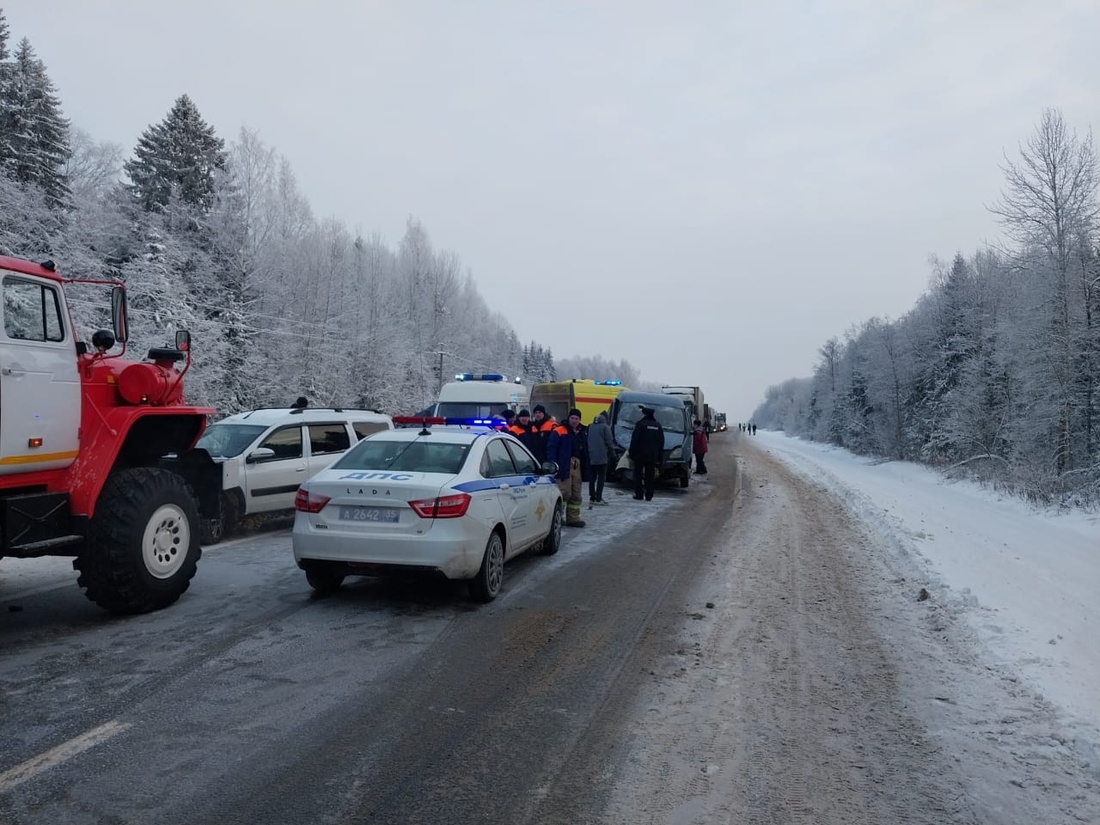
[194,404,393,543]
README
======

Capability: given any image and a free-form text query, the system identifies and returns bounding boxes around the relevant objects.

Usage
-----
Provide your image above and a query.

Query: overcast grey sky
[6,1,1099,418]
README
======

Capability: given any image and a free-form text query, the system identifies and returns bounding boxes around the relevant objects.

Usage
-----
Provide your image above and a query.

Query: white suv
[195,406,393,543]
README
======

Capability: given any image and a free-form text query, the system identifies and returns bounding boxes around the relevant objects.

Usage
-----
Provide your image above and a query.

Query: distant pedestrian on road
[547,408,590,527]
[629,406,664,501]
[692,418,709,475]
[751,423,757,436]
[587,410,616,505]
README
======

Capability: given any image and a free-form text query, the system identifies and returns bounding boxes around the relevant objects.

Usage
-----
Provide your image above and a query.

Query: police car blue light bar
[454,373,505,382]
[595,380,623,386]
[392,415,504,429]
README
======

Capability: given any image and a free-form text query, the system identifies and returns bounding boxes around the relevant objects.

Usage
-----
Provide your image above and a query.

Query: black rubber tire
[679,473,690,488]
[304,560,345,594]
[539,502,563,556]
[75,467,202,615]
[468,530,505,603]
[200,492,239,545]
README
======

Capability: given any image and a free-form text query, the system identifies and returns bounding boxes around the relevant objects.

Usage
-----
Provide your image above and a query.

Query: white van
[194,406,393,543]
[432,373,529,420]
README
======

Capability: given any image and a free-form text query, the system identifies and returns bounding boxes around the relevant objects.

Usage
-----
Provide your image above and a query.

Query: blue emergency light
[454,373,505,382]
[595,380,623,386]
[393,415,506,430]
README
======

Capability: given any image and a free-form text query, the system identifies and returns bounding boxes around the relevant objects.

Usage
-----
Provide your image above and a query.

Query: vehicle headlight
[669,446,682,459]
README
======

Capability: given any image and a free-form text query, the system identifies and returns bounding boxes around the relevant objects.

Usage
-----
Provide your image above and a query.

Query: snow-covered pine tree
[124,94,226,213]
[0,10,12,170]
[0,38,71,208]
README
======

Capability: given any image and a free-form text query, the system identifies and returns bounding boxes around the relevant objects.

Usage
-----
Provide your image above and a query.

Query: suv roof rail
[239,406,382,419]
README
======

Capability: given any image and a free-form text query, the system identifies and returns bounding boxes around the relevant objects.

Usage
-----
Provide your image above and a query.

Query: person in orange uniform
[528,404,556,464]
[509,409,537,451]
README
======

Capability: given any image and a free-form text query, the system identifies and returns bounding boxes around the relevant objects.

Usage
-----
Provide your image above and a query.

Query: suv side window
[503,440,538,475]
[308,423,351,455]
[258,426,303,460]
[483,439,517,478]
[3,276,65,342]
[353,421,389,440]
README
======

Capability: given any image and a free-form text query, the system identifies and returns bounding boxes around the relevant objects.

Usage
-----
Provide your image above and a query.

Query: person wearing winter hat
[546,408,590,526]
[629,405,664,501]
[509,408,538,452]
[508,408,529,435]
[586,409,616,505]
[528,404,555,464]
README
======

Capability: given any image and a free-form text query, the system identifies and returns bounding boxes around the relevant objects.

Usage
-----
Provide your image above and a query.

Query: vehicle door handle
[296,467,306,473]
[499,483,509,489]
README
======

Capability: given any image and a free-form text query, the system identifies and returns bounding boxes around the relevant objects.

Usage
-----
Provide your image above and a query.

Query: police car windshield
[435,402,502,419]
[616,405,687,434]
[334,437,471,474]
[196,423,267,458]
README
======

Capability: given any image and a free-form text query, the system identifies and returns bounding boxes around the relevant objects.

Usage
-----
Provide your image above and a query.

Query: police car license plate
[340,506,400,523]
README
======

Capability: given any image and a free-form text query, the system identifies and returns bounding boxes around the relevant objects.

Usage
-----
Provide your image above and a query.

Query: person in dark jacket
[692,418,709,475]
[546,408,589,526]
[629,406,664,501]
[528,404,555,463]
[586,410,616,505]
[493,409,515,431]
[509,409,538,453]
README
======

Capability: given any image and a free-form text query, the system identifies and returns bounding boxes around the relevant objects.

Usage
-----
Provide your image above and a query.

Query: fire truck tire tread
[75,467,202,615]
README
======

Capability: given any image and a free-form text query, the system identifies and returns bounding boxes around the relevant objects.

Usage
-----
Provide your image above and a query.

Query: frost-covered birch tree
[990,108,1099,475]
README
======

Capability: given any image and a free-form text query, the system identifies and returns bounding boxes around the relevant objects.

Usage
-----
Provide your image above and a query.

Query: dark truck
[607,390,692,489]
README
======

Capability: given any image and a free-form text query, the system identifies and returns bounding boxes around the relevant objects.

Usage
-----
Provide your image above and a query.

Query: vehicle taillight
[408,493,472,519]
[294,488,331,513]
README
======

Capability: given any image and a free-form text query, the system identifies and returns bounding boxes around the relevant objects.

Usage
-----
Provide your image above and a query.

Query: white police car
[291,419,564,602]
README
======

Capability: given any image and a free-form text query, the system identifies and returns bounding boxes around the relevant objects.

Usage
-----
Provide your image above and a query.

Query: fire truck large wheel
[76,467,202,615]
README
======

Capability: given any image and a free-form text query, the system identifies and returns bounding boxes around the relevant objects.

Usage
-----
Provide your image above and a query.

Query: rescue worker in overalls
[546,408,590,527]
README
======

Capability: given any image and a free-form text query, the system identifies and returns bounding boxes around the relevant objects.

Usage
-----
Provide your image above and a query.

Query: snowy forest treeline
[0,10,617,417]
[753,108,1100,503]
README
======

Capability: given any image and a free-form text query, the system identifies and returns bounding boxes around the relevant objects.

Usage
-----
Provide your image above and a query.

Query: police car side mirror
[540,461,559,476]
[246,447,277,464]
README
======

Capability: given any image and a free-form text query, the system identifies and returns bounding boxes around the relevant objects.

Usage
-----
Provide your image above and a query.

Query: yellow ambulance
[528,379,628,425]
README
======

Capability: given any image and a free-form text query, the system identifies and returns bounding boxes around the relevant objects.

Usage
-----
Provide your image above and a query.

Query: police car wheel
[305,561,345,594]
[539,502,563,556]
[469,531,505,603]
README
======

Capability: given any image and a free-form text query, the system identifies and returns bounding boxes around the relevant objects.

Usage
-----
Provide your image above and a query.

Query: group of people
[494,404,712,527]
[500,405,599,527]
